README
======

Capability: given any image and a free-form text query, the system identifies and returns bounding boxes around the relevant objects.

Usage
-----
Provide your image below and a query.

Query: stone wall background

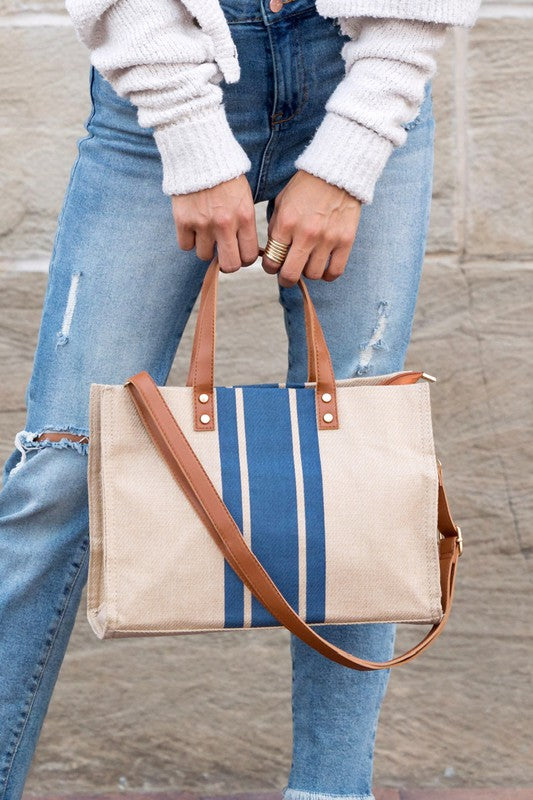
[0,0,532,795]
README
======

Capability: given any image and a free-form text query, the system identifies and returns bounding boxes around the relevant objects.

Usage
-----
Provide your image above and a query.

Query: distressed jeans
[0,0,435,797]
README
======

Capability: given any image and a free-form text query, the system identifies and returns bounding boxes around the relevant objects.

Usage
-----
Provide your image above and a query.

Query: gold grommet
[323,412,334,423]
[199,393,209,403]
[322,392,332,403]
[200,414,211,424]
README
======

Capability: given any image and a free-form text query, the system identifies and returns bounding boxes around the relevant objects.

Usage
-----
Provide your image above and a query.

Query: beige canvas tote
[86,250,462,671]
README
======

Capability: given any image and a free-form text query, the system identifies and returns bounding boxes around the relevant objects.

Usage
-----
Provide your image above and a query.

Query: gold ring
[264,236,290,265]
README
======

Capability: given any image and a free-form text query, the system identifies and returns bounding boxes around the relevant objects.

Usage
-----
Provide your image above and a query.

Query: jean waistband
[219,0,318,24]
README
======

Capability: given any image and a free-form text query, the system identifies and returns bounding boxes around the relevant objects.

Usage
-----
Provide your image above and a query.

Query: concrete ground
[22,791,533,800]
[1,244,532,797]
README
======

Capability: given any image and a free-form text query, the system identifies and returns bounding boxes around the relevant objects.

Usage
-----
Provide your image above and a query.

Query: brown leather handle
[185,250,339,432]
[187,247,319,385]
[125,369,462,671]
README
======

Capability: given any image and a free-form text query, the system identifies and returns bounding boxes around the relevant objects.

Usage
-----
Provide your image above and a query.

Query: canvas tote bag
[86,250,463,671]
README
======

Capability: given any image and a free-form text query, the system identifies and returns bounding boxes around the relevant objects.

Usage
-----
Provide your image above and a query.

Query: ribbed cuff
[315,0,479,27]
[294,112,394,205]
[154,104,252,196]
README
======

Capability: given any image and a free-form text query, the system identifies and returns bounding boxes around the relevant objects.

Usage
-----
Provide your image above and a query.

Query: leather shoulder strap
[125,370,461,671]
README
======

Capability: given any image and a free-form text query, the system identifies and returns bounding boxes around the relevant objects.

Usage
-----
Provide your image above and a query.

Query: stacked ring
[264,236,290,265]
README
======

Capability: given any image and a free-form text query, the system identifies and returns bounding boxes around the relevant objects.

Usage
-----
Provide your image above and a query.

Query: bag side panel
[318,383,442,624]
[100,385,227,634]
[86,383,109,637]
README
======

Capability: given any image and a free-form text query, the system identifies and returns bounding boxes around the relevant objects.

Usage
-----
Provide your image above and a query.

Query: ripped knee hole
[35,432,89,444]
[10,430,90,475]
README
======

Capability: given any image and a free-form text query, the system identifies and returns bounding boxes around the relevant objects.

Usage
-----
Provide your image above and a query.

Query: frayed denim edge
[10,429,89,476]
[283,788,375,800]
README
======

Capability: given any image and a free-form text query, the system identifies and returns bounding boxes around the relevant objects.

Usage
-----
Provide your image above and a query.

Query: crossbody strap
[125,370,462,671]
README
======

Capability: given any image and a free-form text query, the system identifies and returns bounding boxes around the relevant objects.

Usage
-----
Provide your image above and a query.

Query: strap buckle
[456,525,464,557]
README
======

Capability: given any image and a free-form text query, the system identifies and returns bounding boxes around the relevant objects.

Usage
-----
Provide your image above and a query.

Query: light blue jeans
[0,0,435,798]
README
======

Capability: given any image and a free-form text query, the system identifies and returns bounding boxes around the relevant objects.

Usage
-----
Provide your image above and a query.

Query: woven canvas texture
[87,377,443,639]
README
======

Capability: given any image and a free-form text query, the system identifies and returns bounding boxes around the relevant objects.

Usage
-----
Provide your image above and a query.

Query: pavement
[24,791,533,800]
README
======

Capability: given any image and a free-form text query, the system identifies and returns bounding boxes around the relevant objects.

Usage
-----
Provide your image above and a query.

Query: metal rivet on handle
[199,393,209,403]
[322,392,332,403]
[323,412,334,423]
[200,414,211,424]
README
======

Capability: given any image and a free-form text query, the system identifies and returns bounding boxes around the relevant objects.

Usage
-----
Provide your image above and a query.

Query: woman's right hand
[172,175,259,273]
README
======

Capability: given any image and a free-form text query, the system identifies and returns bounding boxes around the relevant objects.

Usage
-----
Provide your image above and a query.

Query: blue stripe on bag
[243,387,300,627]
[216,387,245,628]
[296,388,326,623]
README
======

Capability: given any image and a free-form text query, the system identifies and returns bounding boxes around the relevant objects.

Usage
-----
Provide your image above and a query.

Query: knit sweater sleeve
[65,0,252,196]
[294,16,449,204]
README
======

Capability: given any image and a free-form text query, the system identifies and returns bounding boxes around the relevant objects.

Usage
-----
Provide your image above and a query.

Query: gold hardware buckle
[456,526,464,557]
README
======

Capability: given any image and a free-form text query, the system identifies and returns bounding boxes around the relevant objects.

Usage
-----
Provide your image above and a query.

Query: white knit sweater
[65,0,481,203]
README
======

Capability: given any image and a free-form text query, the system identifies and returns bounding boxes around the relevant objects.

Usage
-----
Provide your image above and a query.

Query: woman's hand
[262,170,362,287]
[172,174,259,273]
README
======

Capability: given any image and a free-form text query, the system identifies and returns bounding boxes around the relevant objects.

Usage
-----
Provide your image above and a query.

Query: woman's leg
[0,36,271,795]
[0,68,207,798]
[282,96,434,800]
[260,7,436,798]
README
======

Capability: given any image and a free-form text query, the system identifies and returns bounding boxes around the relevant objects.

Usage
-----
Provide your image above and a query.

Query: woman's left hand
[262,169,362,287]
